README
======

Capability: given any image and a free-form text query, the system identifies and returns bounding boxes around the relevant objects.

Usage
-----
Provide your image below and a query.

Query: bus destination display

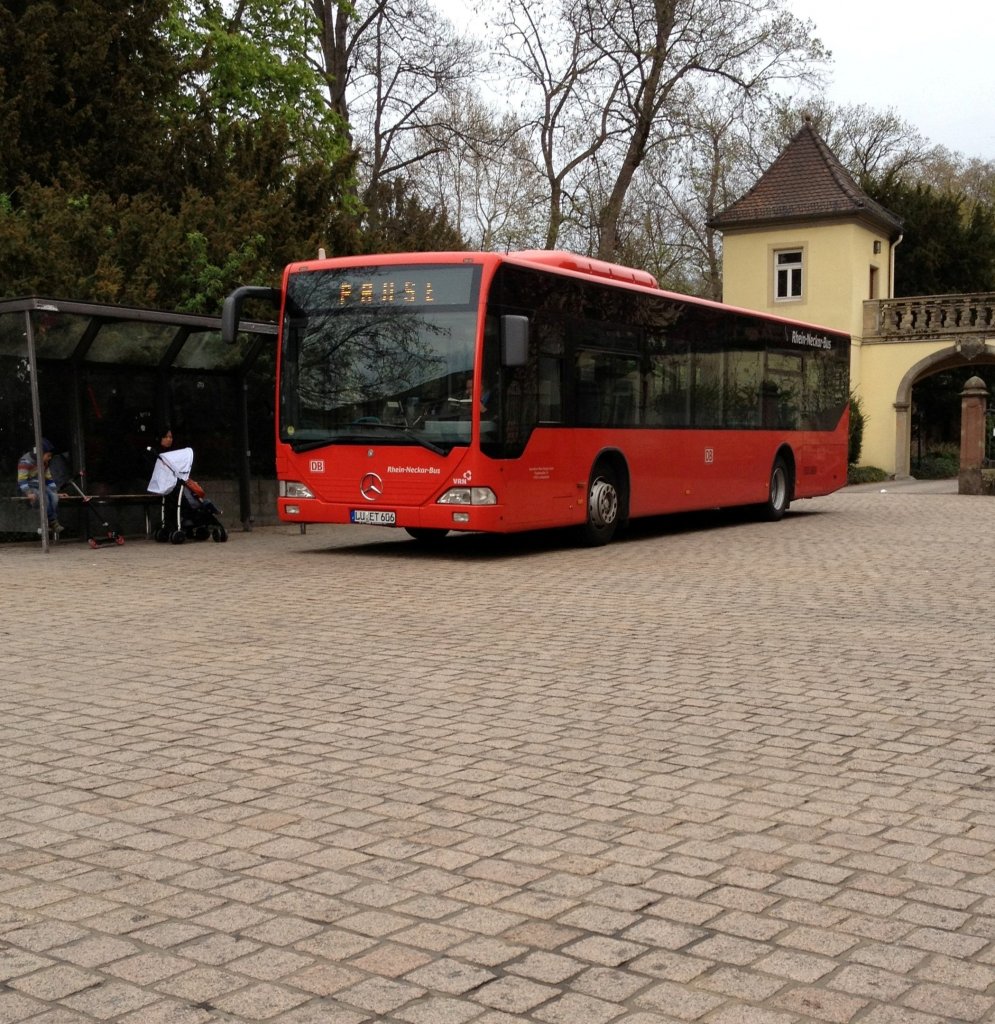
[299,266,479,309]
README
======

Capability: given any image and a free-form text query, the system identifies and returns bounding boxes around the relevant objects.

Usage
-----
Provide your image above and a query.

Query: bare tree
[752,96,929,183]
[308,0,478,194]
[491,0,826,259]
[616,85,760,297]
[491,0,630,250]
[414,98,546,250]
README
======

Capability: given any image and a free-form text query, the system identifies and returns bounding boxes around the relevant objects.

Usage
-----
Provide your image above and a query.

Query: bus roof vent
[512,250,659,290]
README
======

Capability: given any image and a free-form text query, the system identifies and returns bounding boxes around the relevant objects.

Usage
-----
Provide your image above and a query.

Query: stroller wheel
[88,538,98,549]
[154,528,168,543]
[194,526,210,541]
[115,535,125,545]
[170,530,186,544]
[212,526,228,543]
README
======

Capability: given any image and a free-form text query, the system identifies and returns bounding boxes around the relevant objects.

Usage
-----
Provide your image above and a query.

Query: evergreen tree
[863,175,995,295]
[0,0,178,196]
[362,178,465,254]
[0,0,361,311]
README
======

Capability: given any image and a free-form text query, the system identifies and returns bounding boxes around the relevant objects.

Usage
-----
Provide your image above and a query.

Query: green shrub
[912,443,959,480]
[847,465,888,485]
[848,392,865,466]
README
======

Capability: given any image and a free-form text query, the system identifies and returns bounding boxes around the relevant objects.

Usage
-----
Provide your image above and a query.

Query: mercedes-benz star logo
[360,472,384,502]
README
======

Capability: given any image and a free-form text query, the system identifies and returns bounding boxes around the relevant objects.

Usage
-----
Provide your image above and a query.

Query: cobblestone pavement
[2,486,995,1024]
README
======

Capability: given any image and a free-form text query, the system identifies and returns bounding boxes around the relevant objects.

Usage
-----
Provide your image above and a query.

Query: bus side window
[646,347,690,426]
[575,352,598,425]
[609,365,639,426]
[538,355,562,422]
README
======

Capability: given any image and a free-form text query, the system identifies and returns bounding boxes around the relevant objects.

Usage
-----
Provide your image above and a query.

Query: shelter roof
[0,296,276,371]
[711,118,903,236]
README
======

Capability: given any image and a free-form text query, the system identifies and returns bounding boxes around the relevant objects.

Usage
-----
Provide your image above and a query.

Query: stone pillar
[958,375,988,495]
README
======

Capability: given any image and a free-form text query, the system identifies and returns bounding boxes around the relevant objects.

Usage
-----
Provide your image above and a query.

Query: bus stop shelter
[1,297,277,550]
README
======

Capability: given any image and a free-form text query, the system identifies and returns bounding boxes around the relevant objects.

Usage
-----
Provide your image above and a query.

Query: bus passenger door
[500,351,576,528]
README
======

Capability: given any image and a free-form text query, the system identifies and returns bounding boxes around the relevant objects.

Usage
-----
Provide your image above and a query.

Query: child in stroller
[147,443,228,544]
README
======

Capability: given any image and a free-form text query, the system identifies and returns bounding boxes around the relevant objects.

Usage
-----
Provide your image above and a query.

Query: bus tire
[581,462,622,546]
[760,456,791,521]
[405,527,450,544]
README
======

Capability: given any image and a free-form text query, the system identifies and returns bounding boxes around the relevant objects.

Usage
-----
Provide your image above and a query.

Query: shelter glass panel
[173,329,247,371]
[169,374,237,478]
[32,312,90,360]
[80,367,157,492]
[86,322,180,365]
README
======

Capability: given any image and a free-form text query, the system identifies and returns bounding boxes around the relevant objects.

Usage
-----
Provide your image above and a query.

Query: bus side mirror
[501,315,529,367]
[221,286,280,344]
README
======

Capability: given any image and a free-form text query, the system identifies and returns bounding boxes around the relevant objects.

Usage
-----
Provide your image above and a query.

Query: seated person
[17,438,63,533]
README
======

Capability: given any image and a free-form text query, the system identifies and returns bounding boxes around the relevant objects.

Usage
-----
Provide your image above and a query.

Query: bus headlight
[438,487,497,506]
[280,480,315,499]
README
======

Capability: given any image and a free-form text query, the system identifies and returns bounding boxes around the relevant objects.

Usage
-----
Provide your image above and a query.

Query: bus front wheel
[582,464,622,546]
[760,456,791,521]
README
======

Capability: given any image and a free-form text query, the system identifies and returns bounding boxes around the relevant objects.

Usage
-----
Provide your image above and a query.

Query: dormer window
[774,249,803,302]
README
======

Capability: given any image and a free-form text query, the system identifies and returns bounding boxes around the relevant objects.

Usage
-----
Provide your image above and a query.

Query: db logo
[704,448,714,464]
[309,459,325,473]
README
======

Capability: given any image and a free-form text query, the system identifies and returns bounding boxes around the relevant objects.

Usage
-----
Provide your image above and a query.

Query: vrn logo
[453,470,472,485]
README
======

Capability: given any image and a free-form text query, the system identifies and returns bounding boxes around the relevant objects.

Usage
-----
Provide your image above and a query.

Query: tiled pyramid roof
[711,118,902,235]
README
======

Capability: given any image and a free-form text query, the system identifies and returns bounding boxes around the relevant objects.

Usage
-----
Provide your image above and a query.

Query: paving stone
[286,962,364,995]
[473,976,559,1013]
[337,976,426,1014]
[533,991,624,1024]
[116,997,218,1023]
[699,965,786,1000]
[448,937,528,967]
[571,965,653,1001]
[771,985,867,1022]
[0,991,47,1024]
[211,981,311,1019]
[4,492,995,1024]
[0,947,53,980]
[60,980,161,1019]
[901,982,994,1021]
[634,979,727,1019]
[730,1007,820,1024]
[404,956,494,993]
[393,996,483,1024]
[155,965,246,1002]
[7,963,103,1000]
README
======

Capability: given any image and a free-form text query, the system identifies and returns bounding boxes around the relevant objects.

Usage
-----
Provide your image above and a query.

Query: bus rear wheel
[759,456,791,521]
[581,463,622,546]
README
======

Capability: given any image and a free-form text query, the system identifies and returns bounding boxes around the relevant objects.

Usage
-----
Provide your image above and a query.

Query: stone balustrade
[864,293,995,340]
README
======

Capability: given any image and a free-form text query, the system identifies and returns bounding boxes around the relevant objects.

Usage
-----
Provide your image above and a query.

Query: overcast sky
[788,0,995,160]
[436,0,994,162]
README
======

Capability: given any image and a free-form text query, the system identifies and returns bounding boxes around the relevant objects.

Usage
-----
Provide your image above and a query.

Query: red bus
[223,250,849,545]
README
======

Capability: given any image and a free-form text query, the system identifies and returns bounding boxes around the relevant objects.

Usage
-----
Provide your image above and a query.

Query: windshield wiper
[291,437,339,453]
[293,423,447,457]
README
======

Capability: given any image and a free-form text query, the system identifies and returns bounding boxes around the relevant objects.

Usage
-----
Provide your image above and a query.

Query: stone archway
[894,344,995,477]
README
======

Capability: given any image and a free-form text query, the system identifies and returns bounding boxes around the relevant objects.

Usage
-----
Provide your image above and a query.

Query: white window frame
[774,248,804,303]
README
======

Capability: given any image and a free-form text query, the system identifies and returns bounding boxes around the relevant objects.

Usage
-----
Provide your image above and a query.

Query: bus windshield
[280,264,482,453]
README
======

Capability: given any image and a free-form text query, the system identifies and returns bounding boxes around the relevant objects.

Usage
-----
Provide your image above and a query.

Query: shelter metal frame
[0,297,278,551]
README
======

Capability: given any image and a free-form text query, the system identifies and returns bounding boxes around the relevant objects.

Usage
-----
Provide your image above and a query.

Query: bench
[2,493,159,541]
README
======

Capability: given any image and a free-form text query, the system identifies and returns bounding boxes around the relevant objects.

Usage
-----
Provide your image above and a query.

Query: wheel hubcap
[771,467,786,509]
[589,477,618,528]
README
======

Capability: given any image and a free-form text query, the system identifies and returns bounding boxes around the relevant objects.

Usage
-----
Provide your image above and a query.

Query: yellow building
[712,117,995,476]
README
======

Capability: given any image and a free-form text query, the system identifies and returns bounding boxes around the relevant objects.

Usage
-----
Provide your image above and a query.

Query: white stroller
[147,447,228,544]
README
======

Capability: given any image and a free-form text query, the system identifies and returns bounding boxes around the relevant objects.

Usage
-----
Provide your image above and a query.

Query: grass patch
[847,465,888,485]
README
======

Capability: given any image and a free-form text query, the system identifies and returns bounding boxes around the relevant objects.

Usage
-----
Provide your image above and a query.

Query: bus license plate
[350,509,396,526]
